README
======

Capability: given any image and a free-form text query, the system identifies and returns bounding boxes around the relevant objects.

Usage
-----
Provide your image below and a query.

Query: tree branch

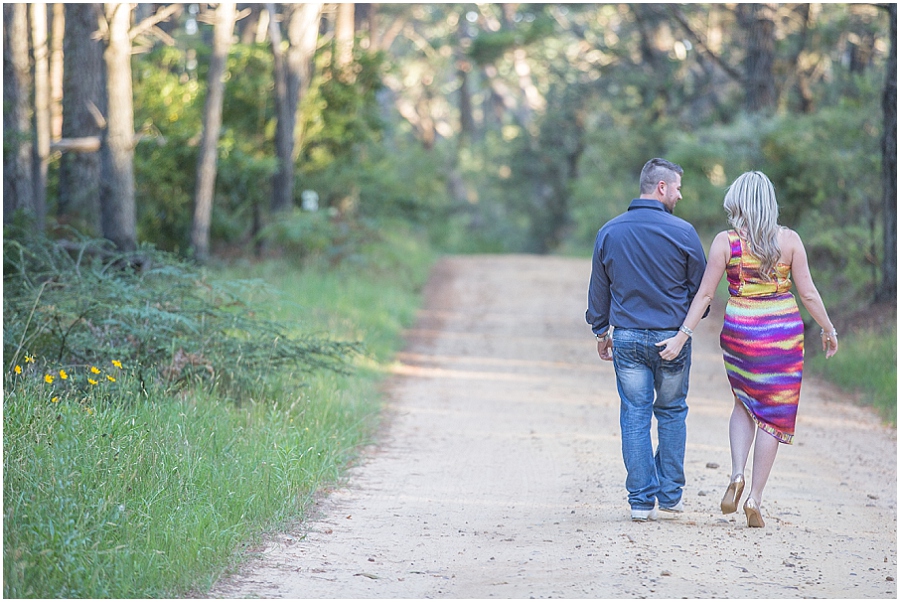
[668,6,743,82]
[129,3,181,41]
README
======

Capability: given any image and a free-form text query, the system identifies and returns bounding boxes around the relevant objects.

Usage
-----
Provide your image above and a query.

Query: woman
[656,171,838,528]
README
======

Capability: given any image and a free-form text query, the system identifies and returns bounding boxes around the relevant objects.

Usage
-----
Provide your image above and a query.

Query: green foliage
[3,230,357,401]
[3,368,379,597]
[468,11,556,65]
[256,208,343,262]
[212,43,280,246]
[230,222,435,361]
[299,49,386,170]
[131,42,280,254]
[133,46,203,253]
[807,326,897,425]
[4,231,435,598]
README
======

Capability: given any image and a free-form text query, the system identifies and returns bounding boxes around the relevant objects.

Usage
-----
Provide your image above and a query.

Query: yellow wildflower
[59,369,68,380]
[24,355,35,363]
[85,407,94,415]
[51,396,59,403]
[106,375,116,382]
[88,378,98,386]
[111,360,123,369]
[44,374,54,384]
[14,365,22,375]
[90,366,101,374]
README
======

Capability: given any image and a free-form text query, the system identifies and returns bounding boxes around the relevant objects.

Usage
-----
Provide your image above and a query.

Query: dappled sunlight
[402,327,591,346]
[395,351,597,371]
[388,362,546,382]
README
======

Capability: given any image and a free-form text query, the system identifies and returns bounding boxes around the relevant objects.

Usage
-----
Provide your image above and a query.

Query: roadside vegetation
[808,321,897,426]
[3,228,434,597]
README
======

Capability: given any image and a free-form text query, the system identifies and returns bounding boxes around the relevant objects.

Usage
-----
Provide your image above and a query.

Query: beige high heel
[720,474,745,514]
[743,497,765,528]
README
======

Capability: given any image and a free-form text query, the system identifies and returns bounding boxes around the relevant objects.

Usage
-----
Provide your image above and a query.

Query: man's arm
[586,233,612,359]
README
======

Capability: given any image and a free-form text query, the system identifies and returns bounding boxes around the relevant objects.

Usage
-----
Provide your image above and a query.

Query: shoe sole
[721,480,745,514]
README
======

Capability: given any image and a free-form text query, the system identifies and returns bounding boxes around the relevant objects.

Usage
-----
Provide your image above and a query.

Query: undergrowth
[3,226,434,597]
[807,325,897,426]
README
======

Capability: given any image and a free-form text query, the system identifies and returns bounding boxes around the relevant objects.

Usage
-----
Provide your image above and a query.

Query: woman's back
[725,229,793,298]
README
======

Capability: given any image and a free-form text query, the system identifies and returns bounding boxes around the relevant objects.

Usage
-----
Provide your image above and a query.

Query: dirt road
[210,255,896,598]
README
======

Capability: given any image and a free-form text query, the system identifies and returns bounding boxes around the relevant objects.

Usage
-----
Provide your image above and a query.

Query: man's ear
[657,180,666,197]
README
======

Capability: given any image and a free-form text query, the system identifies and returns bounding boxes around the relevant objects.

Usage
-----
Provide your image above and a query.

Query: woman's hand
[656,334,687,361]
[821,330,839,359]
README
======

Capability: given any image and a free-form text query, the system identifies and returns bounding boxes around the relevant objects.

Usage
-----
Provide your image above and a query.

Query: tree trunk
[267,2,293,213]
[59,3,104,232]
[877,3,897,303]
[50,3,65,141]
[191,2,236,263]
[267,3,322,212]
[287,2,322,154]
[31,3,50,232]
[3,4,34,224]
[100,2,136,251]
[334,2,354,78]
[736,3,777,113]
[457,64,475,143]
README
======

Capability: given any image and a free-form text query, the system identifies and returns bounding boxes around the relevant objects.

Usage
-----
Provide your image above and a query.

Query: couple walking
[586,158,839,527]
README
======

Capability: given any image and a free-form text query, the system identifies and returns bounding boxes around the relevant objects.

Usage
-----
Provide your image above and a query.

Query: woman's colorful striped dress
[720,230,804,444]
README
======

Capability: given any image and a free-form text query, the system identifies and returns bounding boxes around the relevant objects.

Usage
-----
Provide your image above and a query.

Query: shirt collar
[628,198,672,214]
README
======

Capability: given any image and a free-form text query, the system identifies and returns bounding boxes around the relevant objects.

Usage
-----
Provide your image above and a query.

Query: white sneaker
[659,499,684,514]
[631,506,658,522]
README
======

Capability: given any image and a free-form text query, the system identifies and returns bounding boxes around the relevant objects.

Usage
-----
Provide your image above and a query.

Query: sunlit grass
[807,325,897,426]
[3,228,435,597]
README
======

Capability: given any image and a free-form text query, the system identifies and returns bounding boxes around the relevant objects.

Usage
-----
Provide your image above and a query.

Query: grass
[807,325,897,426]
[3,226,435,598]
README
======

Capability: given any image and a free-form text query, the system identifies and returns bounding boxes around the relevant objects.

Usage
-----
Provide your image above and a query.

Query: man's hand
[597,337,613,361]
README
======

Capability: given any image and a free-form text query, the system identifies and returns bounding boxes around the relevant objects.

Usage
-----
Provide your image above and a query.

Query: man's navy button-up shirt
[586,198,707,335]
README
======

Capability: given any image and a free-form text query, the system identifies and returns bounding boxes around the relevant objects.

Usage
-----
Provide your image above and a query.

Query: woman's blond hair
[723,171,781,280]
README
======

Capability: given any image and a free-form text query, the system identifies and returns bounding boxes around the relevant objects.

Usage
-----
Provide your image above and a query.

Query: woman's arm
[784,229,839,358]
[656,231,731,360]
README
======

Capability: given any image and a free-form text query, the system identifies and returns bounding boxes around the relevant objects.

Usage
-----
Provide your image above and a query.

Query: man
[585,158,707,522]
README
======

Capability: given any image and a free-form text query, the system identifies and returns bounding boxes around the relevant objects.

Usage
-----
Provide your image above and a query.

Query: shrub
[3,230,358,401]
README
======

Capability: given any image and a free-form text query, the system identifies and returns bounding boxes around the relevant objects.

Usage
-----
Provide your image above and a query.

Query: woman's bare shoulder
[777,227,804,264]
[778,226,803,246]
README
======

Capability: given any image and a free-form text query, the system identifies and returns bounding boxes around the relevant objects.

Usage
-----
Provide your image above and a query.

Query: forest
[3,3,897,597]
[3,3,896,301]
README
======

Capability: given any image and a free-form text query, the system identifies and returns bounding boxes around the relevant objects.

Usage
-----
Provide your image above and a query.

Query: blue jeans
[612,328,691,511]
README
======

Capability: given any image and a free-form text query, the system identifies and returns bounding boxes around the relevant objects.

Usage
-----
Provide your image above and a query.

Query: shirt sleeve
[585,232,611,335]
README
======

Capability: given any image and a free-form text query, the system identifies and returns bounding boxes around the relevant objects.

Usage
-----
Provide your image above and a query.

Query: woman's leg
[729,398,755,479]
[747,428,779,503]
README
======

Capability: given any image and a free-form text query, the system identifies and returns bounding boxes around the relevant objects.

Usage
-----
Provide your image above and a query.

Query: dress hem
[733,393,794,445]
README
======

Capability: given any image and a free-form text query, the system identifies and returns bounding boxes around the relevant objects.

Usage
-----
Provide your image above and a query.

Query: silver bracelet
[820,328,838,338]
[595,331,610,342]
[679,324,693,337]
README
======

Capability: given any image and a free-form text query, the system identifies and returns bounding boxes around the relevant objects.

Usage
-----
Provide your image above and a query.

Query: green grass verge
[807,325,897,426]
[3,227,435,598]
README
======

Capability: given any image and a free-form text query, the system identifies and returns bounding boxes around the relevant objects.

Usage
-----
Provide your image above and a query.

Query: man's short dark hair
[640,158,683,195]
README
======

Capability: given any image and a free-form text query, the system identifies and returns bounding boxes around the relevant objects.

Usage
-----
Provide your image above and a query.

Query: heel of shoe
[743,498,765,528]
[720,474,745,514]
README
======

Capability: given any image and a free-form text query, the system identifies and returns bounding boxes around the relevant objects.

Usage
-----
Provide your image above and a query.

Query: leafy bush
[256,208,343,262]
[3,230,358,400]
[132,45,204,253]
[4,229,434,597]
